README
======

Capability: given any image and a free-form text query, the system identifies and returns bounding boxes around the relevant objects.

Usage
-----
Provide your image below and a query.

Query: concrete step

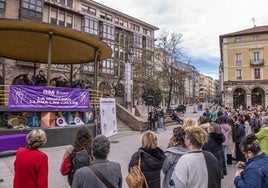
[116,118,132,132]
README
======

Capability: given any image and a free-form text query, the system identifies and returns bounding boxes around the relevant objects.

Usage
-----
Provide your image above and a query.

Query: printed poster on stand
[99,98,117,137]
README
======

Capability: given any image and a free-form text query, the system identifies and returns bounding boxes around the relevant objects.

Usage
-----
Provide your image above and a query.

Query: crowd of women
[12,104,268,188]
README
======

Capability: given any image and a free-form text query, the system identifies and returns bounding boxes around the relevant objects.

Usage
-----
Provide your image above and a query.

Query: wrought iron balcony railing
[250,59,264,67]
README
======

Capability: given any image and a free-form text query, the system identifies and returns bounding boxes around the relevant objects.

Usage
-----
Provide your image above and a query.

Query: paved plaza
[0,107,237,188]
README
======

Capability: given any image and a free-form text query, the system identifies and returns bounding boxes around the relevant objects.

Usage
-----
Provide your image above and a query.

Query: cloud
[97,0,268,77]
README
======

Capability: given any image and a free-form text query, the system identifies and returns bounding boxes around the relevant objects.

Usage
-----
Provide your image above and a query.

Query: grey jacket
[71,159,122,188]
[162,146,188,188]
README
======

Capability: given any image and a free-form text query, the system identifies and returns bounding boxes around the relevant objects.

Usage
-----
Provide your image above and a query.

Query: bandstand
[0,19,112,150]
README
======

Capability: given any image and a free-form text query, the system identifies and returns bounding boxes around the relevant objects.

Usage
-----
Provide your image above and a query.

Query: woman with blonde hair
[128,131,165,188]
[14,129,48,188]
[172,126,222,188]
[182,118,198,129]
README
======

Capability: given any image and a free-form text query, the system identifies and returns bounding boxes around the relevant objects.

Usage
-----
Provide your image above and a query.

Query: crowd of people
[12,69,92,89]
[11,104,268,188]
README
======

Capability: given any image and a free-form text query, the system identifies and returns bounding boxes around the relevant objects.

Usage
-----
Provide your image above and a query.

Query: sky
[97,0,268,79]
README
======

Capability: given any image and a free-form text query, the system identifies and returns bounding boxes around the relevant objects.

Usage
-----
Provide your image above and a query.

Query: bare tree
[155,31,184,110]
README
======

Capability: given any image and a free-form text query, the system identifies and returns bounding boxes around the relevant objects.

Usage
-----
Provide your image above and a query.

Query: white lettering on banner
[43,90,55,96]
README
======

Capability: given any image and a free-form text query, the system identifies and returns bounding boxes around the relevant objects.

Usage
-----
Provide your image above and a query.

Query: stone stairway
[116,118,132,132]
[109,118,138,140]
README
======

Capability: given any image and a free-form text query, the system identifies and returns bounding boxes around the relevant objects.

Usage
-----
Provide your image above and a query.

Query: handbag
[89,166,116,188]
[126,157,149,188]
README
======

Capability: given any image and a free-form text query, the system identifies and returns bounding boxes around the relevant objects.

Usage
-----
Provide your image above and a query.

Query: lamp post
[125,49,134,112]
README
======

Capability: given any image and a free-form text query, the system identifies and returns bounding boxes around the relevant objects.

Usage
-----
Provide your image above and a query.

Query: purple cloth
[8,85,90,111]
[0,133,27,152]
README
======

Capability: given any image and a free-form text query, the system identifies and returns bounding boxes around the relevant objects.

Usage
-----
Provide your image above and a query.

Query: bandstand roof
[0,19,112,64]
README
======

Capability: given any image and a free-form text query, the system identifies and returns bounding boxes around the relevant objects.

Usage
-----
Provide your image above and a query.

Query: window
[66,0,73,8]
[130,23,140,32]
[59,0,65,5]
[0,0,5,18]
[50,8,57,24]
[123,21,128,28]
[114,17,119,24]
[100,12,112,21]
[66,13,72,28]
[145,38,153,51]
[236,69,242,80]
[114,45,119,58]
[253,52,260,63]
[119,19,123,26]
[22,0,42,12]
[252,35,259,41]
[254,68,260,79]
[81,5,96,15]
[83,17,99,36]
[100,12,106,19]
[50,8,74,27]
[102,59,114,74]
[82,5,88,12]
[235,53,242,66]
[106,14,112,22]
[88,8,96,15]
[102,24,115,40]
[0,0,5,9]
[143,28,151,36]
[234,37,241,42]
[133,34,142,48]
[59,11,65,26]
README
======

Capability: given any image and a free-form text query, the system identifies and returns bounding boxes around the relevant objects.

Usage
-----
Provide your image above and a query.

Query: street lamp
[125,49,134,112]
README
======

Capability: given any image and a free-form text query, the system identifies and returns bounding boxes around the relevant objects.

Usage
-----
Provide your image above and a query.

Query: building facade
[199,73,215,103]
[220,25,268,108]
[0,0,158,107]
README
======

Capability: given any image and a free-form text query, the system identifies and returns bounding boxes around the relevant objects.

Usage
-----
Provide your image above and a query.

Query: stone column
[265,93,268,108]
[246,94,251,108]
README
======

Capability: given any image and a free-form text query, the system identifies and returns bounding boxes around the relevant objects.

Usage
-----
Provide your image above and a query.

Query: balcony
[250,59,264,67]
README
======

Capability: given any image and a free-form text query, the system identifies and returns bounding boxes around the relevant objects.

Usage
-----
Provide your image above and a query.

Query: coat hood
[165,146,188,156]
[209,132,225,144]
[138,147,165,170]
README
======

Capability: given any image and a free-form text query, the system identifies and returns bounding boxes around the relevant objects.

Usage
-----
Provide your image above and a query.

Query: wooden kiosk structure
[0,19,112,149]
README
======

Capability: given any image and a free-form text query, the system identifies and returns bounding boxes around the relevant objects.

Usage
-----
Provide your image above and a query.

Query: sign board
[99,98,117,137]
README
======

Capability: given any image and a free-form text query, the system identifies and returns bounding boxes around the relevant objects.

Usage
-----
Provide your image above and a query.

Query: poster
[99,98,117,137]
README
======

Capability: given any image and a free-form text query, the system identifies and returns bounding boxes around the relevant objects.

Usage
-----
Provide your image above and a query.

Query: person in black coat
[203,122,227,177]
[128,131,165,188]
[35,69,47,86]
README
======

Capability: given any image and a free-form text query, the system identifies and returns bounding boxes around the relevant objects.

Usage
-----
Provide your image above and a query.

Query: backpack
[126,157,149,188]
[68,150,91,185]
[169,155,181,187]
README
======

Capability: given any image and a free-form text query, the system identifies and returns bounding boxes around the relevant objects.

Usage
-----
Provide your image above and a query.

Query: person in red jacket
[13,129,48,188]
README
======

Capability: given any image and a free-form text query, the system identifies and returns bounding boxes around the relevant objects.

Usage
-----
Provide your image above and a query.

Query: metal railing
[0,85,103,108]
[0,85,9,106]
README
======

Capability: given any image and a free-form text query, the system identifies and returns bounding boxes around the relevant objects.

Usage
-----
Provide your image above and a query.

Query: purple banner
[8,85,90,111]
